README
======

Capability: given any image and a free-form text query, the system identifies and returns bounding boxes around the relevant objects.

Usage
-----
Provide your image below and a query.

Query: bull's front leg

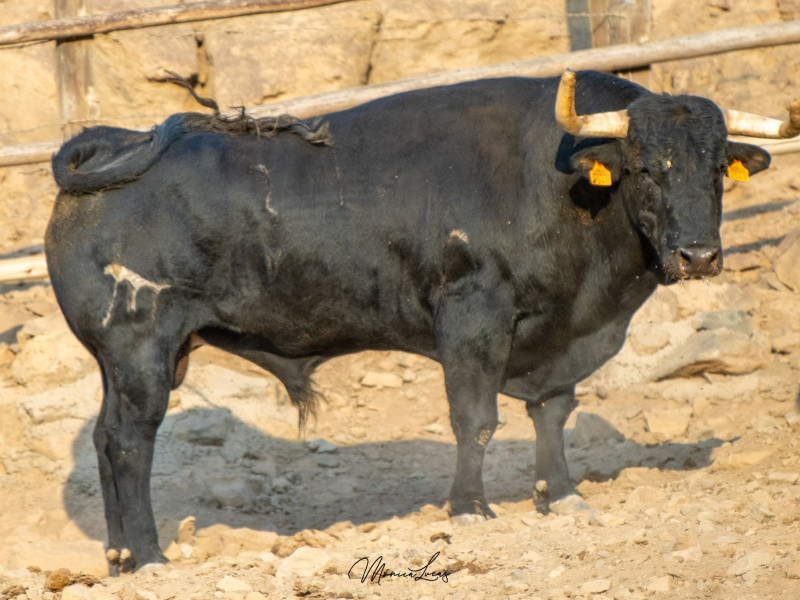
[434,251,515,518]
[527,389,586,513]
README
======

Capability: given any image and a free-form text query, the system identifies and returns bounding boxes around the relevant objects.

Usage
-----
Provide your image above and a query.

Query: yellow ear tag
[589,161,613,187]
[727,159,750,182]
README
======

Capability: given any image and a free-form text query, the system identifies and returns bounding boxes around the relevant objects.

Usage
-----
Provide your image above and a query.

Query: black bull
[46,70,772,570]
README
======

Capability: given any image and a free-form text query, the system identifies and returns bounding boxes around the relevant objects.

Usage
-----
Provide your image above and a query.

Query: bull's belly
[501,313,633,404]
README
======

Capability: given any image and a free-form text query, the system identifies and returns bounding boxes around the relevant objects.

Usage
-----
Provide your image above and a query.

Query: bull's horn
[723,99,800,139]
[556,70,629,138]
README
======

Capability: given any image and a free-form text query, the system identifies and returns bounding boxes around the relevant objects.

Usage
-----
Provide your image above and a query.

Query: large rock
[649,330,769,380]
[567,412,624,448]
[204,4,380,110]
[644,407,692,441]
[12,314,96,390]
[369,0,569,83]
[727,550,774,576]
[275,546,331,579]
[90,24,201,126]
[172,410,234,446]
[209,477,260,509]
[20,375,101,425]
[773,227,800,291]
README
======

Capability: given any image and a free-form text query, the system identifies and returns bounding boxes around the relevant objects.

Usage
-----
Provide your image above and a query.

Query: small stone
[349,425,367,439]
[548,564,566,578]
[627,323,671,355]
[625,485,666,511]
[177,516,196,545]
[581,579,611,594]
[504,582,529,594]
[61,585,92,600]
[691,310,752,334]
[135,590,158,600]
[210,477,258,508]
[314,454,340,468]
[275,547,331,579]
[271,477,291,494]
[422,423,445,435]
[216,575,252,593]
[245,593,269,600]
[521,550,544,563]
[644,408,691,440]
[714,448,773,470]
[595,512,626,527]
[173,410,234,446]
[549,494,590,515]
[307,439,338,453]
[46,569,73,591]
[784,563,800,579]
[251,458,278,478]
[87,585,117,600]
[772,331,800,353]
[727,550,774,576]
[767,472,799,484]
[647,576,670,592]
[360,371,404,388]
[672,546,702,562]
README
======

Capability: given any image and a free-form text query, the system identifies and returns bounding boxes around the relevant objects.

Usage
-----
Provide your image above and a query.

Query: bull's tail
[51,115,189,194]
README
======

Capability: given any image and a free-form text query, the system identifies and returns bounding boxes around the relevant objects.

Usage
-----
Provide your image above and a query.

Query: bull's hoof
[446,498,497,520]
[451,513,487,526]
[109,546,168,574]
[533,479,582,514]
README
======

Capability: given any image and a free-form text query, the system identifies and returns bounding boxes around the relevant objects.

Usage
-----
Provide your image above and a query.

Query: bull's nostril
[678,248,693,268]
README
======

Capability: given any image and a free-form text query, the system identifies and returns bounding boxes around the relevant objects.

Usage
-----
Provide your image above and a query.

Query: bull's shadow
[64,405,724,542]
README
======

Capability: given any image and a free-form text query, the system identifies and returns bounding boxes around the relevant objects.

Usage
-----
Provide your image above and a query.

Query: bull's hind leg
[435,243,515,518]
[94,335,179,572]
[93,367,125,570]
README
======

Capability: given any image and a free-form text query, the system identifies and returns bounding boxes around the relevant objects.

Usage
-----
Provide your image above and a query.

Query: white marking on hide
[254,164,277,217]
[475,428,492,448]
[102,263,171,327]
[449,229,469,244]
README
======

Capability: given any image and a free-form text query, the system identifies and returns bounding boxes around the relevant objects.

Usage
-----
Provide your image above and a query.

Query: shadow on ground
[63,407,725,544]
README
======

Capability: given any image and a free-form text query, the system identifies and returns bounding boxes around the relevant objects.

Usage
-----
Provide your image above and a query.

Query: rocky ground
[1,154,800,600]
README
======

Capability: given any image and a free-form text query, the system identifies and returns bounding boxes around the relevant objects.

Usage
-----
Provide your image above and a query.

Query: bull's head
[556,69,800,283]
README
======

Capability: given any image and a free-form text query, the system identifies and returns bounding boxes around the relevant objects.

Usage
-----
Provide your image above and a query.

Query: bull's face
[555,70,795,284]
[569,96,770,283]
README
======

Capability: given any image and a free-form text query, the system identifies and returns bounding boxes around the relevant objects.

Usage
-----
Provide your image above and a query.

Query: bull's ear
[726,141,771,177]
[570,142,623,184]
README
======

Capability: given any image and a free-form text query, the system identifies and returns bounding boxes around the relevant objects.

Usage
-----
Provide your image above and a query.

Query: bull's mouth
[662,244,723,282]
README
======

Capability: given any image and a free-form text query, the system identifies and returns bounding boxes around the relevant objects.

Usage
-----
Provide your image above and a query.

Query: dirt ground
[1,131,800,600]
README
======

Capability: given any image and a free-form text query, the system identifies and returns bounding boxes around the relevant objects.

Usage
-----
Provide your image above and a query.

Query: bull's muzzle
[675,244,722,279]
